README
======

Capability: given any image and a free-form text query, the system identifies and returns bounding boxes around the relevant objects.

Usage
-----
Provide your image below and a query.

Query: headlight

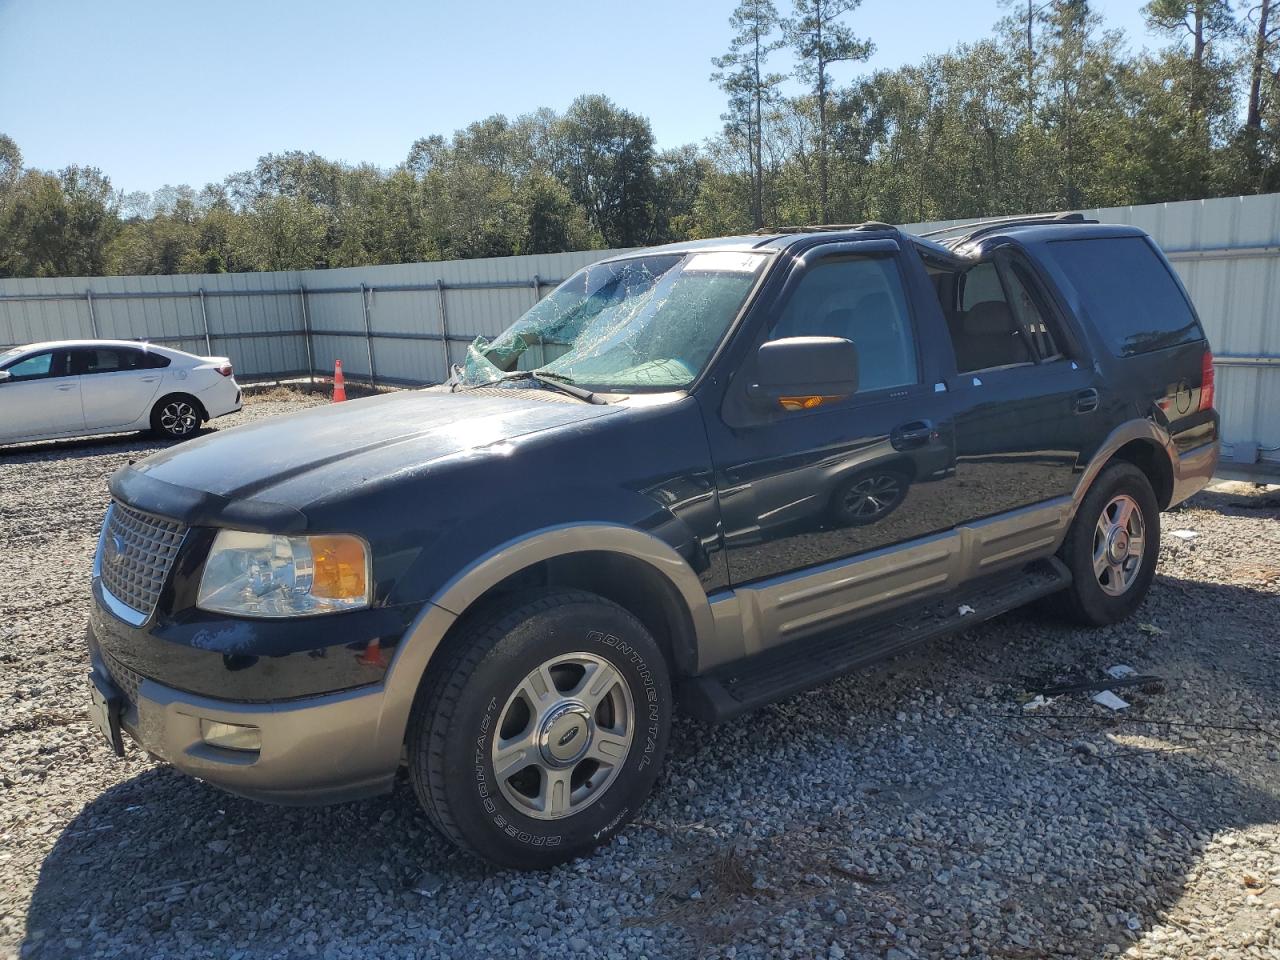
[196,530,371,618]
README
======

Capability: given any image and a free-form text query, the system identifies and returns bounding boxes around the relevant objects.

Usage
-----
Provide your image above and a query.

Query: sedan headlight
[196,530,371,618]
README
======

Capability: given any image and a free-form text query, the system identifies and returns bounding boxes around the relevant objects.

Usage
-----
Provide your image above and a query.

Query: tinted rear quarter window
[1048,236,1203,356]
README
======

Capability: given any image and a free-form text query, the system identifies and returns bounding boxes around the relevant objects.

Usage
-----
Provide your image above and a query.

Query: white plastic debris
[1092,690,1130,711]
[1105,664,1137,680]
[1022,695,1052,712]
[1169,529,1199,541]
[958,604,976,616]
[1137,622,1167,637]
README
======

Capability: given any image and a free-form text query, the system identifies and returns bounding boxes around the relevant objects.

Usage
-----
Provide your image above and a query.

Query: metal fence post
[360,283,376,386]
[197,288,212,354]
[85,290,99,337]
[299,284,315,386]
[436,278,450,375]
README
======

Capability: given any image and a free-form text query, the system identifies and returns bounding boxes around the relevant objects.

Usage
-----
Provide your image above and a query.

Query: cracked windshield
[455,250,767,392]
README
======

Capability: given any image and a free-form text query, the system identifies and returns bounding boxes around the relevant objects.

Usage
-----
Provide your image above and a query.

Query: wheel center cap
[538,702,592,767]
[1107,528,1129,563]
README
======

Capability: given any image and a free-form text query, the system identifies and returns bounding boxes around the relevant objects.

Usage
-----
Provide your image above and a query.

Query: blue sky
[0,0,1162,196]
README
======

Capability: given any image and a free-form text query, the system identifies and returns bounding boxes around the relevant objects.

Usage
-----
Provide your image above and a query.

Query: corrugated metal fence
[1,194,1277,478]
[0,249,619,386]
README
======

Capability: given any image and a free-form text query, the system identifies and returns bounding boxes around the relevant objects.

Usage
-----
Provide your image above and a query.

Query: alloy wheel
[160,401,198,436]
[1092,493,1146,596]
[490,652,634,821]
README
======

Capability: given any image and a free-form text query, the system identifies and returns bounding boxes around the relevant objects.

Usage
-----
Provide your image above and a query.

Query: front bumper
[87,600,458,805]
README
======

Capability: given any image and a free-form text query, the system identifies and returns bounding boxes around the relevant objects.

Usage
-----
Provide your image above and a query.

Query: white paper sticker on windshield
[683,252,763,273]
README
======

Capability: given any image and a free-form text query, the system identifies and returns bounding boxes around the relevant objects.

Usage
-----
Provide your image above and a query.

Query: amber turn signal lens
[777,395,844,411]
[310,535,369,600]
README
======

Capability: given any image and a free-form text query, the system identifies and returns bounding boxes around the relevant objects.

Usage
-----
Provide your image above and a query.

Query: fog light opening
[200,719,262,753]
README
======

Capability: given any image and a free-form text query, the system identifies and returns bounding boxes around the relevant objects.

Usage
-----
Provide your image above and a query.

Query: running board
[678,557,1070,723]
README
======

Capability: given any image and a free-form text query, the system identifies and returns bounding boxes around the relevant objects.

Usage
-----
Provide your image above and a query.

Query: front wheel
[1056,462,1161,626]
[407,589,672,869]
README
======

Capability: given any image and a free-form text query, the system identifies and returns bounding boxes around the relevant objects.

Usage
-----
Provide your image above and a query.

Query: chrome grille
[97,502,187,622]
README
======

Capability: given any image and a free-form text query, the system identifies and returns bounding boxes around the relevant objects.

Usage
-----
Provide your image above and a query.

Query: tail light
[1198,349,1215,411]
[216,363,233,378]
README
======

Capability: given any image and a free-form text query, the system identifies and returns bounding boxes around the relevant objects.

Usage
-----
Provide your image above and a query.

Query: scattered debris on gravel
[2,402,1278,959]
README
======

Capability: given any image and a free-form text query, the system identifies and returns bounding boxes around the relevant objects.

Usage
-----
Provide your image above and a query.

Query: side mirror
[748,336,859,411]
[0,370,10,384]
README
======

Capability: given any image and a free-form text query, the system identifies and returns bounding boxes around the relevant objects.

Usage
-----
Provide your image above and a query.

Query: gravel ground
[2,395,1279,960]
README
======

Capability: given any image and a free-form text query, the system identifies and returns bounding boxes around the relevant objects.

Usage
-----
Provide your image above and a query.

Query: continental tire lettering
[586,630,662,771]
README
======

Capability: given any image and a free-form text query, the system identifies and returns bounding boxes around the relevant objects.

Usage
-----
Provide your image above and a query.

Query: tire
[1056,462,1161,626]
[149,394,203,440]
[407,589,673,869]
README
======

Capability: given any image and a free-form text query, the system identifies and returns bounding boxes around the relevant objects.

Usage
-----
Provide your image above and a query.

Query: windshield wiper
[527,370,606,404]
[455,369,605,404]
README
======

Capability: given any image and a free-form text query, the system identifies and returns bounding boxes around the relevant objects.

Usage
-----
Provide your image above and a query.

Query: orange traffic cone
[332,360,347,403]
[358,638,385,667]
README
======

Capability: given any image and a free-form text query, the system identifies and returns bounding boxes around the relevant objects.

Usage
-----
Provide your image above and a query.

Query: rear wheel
[407,589,672,869]
[1056,462,1161,625]
[150,395,203,440]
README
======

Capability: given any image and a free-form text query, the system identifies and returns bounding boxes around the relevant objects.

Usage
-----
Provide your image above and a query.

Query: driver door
[700,245,966,643]
[0,348,82,441]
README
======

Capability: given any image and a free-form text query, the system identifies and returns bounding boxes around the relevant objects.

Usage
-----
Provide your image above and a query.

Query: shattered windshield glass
[455,250,768,392]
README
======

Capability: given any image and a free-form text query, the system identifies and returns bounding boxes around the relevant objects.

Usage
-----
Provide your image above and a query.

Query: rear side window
[948,262,1032,373]
[72,348,150,374]
[1049,237,1202,356]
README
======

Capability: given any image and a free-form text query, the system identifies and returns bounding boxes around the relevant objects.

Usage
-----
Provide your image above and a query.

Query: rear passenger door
[943,250,1099,520]
[73,347,166,429]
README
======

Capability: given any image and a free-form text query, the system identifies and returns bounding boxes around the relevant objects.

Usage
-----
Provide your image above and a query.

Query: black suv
[86,216,1219,868]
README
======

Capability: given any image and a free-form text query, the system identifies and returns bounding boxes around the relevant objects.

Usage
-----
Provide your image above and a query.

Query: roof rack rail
[916,212,1094,243]
[753,221,895,236]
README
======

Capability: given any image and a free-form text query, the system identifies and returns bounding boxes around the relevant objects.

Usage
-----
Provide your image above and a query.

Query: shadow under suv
[86,214,1219,868]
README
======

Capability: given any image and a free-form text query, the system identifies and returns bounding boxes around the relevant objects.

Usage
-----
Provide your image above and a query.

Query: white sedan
[0,339,242,445]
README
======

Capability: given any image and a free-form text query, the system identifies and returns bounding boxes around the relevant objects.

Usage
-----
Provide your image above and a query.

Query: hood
[109,389,621,530]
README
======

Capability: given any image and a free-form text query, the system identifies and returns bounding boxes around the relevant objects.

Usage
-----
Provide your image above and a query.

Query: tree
[999,0,1054,128]
[0,133,21,191]
[0,165,118,277]
[552,95,661,246]
[515,170,595,254]
[1245,1,1279,132]
[712,0,787,228]
[785,0,874,222]
[1143,0,1238,145]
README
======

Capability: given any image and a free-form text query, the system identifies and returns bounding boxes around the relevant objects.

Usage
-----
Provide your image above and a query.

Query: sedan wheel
[153,399,201,438]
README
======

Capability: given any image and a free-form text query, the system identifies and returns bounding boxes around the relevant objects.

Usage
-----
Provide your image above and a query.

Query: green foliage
[1,0,1280,279]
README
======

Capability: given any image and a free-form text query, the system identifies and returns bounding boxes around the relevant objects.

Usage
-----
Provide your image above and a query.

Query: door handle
[140,376,159,383]
[56,384,76,391]
[891,420,934,450]
[1073,388,1099,414]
